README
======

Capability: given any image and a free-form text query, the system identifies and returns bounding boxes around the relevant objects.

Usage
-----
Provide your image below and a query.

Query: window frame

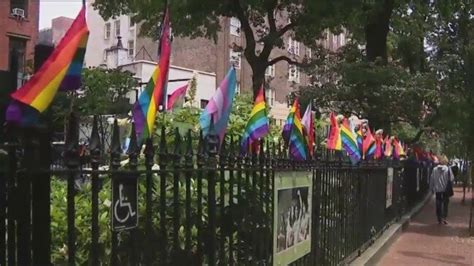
[104,22,111,40]
[114,20,121,37]
[229,50,242,69]
[10,0,28,18]
[230,17,241,36]
[288,64,300,83]
[265,63,275,77]
[128,40,134,57]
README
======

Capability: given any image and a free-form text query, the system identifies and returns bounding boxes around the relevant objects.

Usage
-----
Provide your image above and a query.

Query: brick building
[0,0,39,85]
[39,16,74,46]
[136,17,346,124]
[85,5,346,124]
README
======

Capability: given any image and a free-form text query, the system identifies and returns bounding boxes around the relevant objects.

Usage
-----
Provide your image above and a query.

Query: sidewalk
[379,187,473,266]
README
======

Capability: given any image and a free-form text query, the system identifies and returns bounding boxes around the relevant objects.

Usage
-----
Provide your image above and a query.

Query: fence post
[158,126,168,265]
[109,119,121,265]
[32,126,52,265]
[127,122,139,265]
[144,137,154,265]
[64,112,80,265]
[206,119,219,266]
[89,116,101,265]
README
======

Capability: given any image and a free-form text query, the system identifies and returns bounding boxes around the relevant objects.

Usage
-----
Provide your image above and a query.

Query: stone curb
[350,193,433,266]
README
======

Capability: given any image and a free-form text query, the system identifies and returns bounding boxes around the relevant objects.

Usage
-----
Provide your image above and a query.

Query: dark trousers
[435,192,449,222]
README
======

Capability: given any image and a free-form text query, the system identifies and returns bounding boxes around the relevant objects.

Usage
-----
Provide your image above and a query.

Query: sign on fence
[111,173,138,231]
[386,168,394,208]
[273,172,312,266]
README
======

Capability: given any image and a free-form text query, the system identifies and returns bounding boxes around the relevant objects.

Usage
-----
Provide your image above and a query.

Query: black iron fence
[0,114,430,265]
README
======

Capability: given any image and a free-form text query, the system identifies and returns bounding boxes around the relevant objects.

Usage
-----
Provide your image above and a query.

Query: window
[114,20,121,37]
[104,23,111,40]
[288,64,300,83]
[10,0,27,17]
[265,88,275,106]
[230,17,241,36]
[288,37,300,56]
[9,37,27,88]
[128,40,134,57]
[200,99,209,109]
[229,50,241,69]
[265,64,275,77]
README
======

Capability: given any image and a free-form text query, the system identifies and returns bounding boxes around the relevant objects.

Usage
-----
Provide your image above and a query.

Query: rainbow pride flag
[384,136,393,158]
[6,6,88,124]
[199,67,237,146]
[240,85,269,153]
[286,99,307,160]
[327,112,341,150]
[132,8,171,142]
[340,118,361,164]
[362,127,376,159]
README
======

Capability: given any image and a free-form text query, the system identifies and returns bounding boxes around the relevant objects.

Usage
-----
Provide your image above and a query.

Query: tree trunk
[365,0,394,62]
[250,60,267,98]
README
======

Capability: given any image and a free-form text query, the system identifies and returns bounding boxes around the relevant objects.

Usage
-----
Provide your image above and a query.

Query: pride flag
[132,7,171,142]
[6,6,89,124]
[240,85,269,153]
[199,67,237,146]
[384,136,393,158]
[362,127,376,159]
[327,112,341,150]
[301,104,315,157]
[167,84,188,110]
[286,99,307,160]
[374,134,384,159]
[340,118,361,164]
[393,137,401,159]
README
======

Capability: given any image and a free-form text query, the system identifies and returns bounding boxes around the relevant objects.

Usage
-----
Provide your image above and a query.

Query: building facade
[38,16,74,46]
[0,0,39,82]
[85,5,346,124]
[84,0,137,68]
[135,17,346,123]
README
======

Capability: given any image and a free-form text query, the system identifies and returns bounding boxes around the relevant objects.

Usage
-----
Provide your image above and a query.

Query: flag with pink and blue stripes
[199,67,237,146]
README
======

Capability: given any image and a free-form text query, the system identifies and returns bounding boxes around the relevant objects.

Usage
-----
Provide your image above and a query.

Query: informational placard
[111,173,138,231]
[273,172,312,266]
[386,168,394,208]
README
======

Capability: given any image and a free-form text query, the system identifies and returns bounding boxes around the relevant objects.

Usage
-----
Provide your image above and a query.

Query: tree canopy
[91,0,474,158]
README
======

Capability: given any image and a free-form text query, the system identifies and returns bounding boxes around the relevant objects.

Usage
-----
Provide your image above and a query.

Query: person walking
[429,155,454,224]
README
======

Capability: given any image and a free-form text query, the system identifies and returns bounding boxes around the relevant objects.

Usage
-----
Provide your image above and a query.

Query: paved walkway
[379,187,473,266]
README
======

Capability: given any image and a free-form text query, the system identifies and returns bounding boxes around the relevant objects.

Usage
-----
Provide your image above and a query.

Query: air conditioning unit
[12,8,25,18]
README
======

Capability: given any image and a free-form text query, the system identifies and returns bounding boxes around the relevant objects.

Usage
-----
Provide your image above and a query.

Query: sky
[39,0,83,29]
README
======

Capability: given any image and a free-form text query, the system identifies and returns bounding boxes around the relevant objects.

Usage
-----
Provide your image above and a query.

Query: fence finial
[173,127,181,156]
[89,115,101,160]
[65,112,79,167]
[110,119,121,166]
[127,122,139,165]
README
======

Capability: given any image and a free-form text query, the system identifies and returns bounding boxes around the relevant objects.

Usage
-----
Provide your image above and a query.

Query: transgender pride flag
[199,67,237,146]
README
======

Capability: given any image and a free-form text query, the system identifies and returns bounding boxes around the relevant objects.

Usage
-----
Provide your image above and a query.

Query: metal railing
[0,114,430,265]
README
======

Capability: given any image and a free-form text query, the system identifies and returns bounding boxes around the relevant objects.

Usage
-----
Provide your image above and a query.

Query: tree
[49,67,137,133]
[76,67,137,116]
[92,0,358,95]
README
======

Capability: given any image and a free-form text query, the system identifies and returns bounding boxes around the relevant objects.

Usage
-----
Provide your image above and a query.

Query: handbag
[446,169,454,197]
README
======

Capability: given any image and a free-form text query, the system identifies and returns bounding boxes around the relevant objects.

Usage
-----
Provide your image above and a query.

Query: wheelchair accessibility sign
[111,174,138,231]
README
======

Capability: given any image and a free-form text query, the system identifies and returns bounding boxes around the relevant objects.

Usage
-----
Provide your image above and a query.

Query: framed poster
[273,172,312,266]
[386,168,394,208]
